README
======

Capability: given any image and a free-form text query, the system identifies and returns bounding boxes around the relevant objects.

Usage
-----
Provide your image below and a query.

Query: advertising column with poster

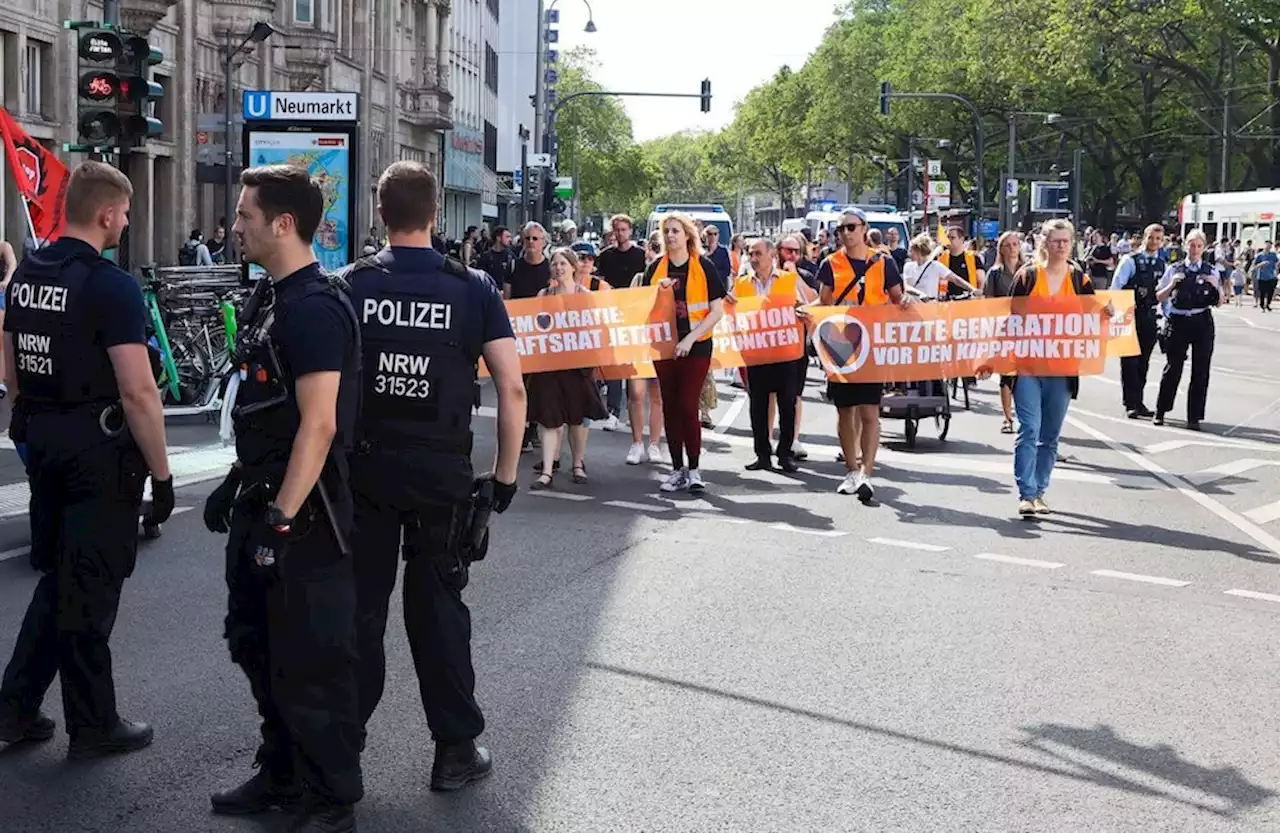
[241,90,360,280]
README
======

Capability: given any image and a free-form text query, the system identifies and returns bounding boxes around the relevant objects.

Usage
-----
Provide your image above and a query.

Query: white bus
[647,204,734,243]
[1177,189,1280,245]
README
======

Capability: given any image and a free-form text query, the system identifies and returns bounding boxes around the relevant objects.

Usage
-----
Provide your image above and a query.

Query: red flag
[0,107,69,244]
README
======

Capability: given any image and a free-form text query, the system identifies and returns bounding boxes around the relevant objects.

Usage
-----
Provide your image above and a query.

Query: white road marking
[1243,500,1280,525]
[768,523,847,538]
[1186,458,1280,486]
[1089,375,1121,386]
[1225,589,1280,604]
[1066,414,1280,559]
[867,537,950,552]
[602,500,672,512]
[974,553,1065,569]
[1144,438,1271,455]
[1216,310,1280,333]
[714,392,748,434]
[1090,569,1191,587]
[1223,392,1280,437]
[528,491,593,502]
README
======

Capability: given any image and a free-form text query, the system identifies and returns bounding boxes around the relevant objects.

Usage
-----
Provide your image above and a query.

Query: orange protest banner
[1097,290,1140,358]
[709,296,806,370]
[808,296,1111,383]
[481,286,676,377]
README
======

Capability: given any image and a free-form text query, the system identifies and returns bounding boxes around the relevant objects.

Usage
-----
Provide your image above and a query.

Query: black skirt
[527,369,609,428]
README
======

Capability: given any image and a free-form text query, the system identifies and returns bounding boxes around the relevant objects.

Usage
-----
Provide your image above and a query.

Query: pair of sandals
[532,459,588,489]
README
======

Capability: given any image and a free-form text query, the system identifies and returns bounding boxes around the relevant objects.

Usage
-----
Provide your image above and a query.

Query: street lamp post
[1006,111,1061,232]
[223,22,276,261]
[534,0,596,225]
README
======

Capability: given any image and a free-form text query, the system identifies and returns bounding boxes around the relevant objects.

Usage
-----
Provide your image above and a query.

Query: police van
[647,204,734,243]
[802,207,910,244]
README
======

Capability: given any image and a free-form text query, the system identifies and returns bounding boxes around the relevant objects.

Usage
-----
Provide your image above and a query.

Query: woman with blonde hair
[527,248,608,488]
[1009,219,1098,515]
[643,214,727,492]
[986,231,1024,433]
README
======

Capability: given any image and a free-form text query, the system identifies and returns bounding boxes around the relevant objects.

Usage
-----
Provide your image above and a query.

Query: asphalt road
[2,301,1280,831]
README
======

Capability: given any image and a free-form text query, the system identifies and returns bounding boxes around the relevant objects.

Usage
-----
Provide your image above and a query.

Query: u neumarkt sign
[242,91,360,121]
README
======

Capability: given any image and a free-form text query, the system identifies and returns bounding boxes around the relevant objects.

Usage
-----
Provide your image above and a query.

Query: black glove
[247,506,293,577]
[145,476,175,525]
[203,467,242,533]
[478,474,517,513]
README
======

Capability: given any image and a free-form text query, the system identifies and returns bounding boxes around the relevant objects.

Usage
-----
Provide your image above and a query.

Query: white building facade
[494,0,535,228]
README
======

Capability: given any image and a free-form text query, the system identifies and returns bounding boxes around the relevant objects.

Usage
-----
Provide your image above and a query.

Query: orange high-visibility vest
[938,249,979,295]
[733,270,799,302]
[654,254,712,340]
[827,250,888,306]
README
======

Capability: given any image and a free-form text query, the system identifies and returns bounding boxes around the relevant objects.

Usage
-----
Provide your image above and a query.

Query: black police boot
[67,718,153,760]
[211,768,303,815]
[430,740,493,792]
[287,800,356,833]
[0,706,56,745]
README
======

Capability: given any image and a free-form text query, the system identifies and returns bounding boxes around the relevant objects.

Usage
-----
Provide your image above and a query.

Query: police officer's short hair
[65,161,133,226]
[240,164,324,242]
[1185,229,1208,247]
[377,161,439,233]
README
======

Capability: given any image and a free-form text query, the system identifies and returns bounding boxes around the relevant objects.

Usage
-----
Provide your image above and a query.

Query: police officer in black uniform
[0,161,174,756]
[341,161,524,790]
[203,165,363,833]
[1155,229,1223,430]
[1112,223,1168,418]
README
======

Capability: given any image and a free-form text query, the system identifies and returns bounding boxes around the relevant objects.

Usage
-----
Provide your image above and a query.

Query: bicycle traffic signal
[68,22,164,147]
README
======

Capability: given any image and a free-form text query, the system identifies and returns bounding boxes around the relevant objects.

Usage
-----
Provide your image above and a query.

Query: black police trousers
[1157,311,1215,423]
[748,359,803,462]
[0,418,145,732]
[224,498,362,806]
[1120,312,1159,411]
[352,491,484,743]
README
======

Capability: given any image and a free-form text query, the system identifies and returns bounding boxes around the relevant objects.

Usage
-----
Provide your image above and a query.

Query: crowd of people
[460,206,1254,517]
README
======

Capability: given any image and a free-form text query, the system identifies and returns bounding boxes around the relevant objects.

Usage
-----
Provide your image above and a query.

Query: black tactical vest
[233,277,360,468]
[1170,261,1220,311]
[6,246,121,407]
[345,251,481,455]
[1128,252,1165,312]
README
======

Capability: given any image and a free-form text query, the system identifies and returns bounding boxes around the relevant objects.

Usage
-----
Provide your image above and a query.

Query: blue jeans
[1013,376,1072,500]
[604,379,623,417]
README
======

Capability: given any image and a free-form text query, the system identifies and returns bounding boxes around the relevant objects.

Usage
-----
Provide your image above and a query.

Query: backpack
[178,241,199,266]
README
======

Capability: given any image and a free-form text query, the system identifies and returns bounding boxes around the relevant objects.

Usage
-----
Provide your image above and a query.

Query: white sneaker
[601,414,621,432]
[625,443,645,465]
[855,473,874,502]
[836,471,859,494]
[688,469,706,493]
[660,468,690,492]
[647,442,663,464]
[792,440,808,460]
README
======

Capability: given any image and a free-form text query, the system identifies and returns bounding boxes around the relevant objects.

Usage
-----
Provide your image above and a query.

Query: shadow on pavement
[587,662,1275,818]
[1019,722,1276,818]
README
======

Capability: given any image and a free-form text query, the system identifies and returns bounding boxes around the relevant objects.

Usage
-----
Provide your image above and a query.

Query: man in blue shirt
[701,225,733,281]
[1252,241,1277,312]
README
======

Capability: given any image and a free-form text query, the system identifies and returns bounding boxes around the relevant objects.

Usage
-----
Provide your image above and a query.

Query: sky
[555,0,844,142]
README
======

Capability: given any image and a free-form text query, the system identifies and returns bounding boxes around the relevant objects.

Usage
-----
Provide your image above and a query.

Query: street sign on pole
[927,159,942,177]
[555,176,574,200]
[1006,177,1017,198]
[529,153,552,168]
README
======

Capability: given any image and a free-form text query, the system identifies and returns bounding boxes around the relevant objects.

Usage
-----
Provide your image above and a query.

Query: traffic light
[700,79,712,113]
[116,34,164,143]
[879,81,892,116]
[74,25,123,144]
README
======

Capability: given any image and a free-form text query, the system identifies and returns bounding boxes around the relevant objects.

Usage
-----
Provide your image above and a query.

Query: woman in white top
[902,234,978,299]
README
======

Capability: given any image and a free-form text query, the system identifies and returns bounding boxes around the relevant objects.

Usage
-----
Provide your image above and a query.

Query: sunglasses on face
[838,223,862,233]
[524,235,542,241]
